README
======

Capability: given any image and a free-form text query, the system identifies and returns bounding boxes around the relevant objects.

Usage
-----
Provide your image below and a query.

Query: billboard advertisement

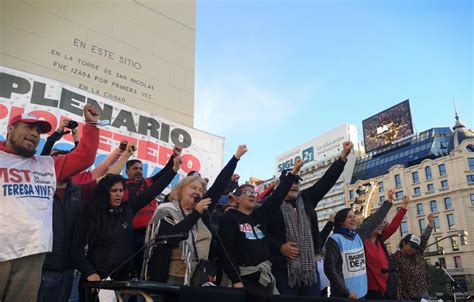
[0,66,224,186]
[275,124,358,176]
[362,100,414,153]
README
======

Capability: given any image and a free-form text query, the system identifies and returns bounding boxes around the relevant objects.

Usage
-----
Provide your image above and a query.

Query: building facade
[346,116,474,295]
[1,0,196,126]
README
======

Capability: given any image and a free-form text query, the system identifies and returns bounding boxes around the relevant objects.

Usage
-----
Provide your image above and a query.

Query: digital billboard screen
[362,100,414,152]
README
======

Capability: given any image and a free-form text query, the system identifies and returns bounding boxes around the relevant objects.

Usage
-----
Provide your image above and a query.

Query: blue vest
[331,233,367,298]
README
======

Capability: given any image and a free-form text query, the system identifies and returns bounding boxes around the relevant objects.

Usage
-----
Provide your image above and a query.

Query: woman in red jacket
[364,190,408,299]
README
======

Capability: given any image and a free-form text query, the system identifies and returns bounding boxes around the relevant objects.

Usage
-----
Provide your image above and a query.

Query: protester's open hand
[341,141,353,160]
[427,213,435,227]
[235,145,248,159]
[291,159,304,175]
[280,242,300,260]
[387,189,395,201]
[195,197,211,214]
[84,103,100,123]
[172,156,182,172]
[86,273,100,282]
[402,195,409,208]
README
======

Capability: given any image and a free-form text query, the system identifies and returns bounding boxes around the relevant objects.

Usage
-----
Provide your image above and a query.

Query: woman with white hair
[142,145,248,285]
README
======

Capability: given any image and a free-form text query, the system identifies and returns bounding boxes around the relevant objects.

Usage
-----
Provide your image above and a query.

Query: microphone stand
[437,264,468,302]
[91,232,188,302]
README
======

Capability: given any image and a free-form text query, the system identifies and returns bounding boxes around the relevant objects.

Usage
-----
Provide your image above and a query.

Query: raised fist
[387,189,395,201]
[291,159,304,175]
[173,145,183,157]
[235,145,248,159]
[173,156,182,172]
[84,104,100,123]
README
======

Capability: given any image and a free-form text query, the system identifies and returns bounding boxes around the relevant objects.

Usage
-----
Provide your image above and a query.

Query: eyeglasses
[239,190,259,198]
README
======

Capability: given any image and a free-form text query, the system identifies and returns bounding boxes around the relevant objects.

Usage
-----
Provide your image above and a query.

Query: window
[414,187,421,195]
[395,191,404,199]
[395,174,402,188]
[471,194,474,206]
[417,203,424,215]
[467,175,474,183]
[441,180,448,189]
[379,196,385,204]
[454,256,462,268]
[439,164,446,176]
[430,200,438,212]
[349,190,354,200]
[444,197,452,210]
[378,181,384,192]
[447,214,455,230]
[425,166,432,180]
[399,221,408,236]
[436,236,444,251]
[418,219,427,233]
[434,216,440,232]
[469,158,474,170]
[438,257,446,268]
[412,171,420,184]
[427,183,434,192]
[451,236,459,251]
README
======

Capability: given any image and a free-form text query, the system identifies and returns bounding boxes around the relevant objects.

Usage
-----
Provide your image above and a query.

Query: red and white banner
[0,66,225,186]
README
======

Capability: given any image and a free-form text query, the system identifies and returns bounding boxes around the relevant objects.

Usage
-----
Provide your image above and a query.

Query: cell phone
[66,120,78,129]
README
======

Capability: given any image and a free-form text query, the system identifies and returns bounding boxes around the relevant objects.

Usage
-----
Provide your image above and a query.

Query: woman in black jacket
[73,157,180,301]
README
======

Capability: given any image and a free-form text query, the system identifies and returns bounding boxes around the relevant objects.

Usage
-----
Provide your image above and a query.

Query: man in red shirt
[364,190,408,299]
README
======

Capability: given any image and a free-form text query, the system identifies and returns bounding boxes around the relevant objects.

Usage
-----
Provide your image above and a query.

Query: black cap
[279,169,303,182]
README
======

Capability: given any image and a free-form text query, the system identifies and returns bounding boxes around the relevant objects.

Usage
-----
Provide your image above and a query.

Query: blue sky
[194,0,473,182]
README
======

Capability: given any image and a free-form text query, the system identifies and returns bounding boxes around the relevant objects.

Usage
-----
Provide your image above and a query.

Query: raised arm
[130,157,180,213]
[420,213,434,252]
[107,143,135,175]
[358,189,394,240]
[320,214,335,247]
[301,141,352,207]
[40,129,63,155]
[53,104,100,181]
[90,144,124,179]
[382,195,408,241]
[150,145,181,182]
[205,145,247,211]
[258,159,303,214]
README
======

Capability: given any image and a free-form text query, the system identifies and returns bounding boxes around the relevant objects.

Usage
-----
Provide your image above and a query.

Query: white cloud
[195,74,296,135]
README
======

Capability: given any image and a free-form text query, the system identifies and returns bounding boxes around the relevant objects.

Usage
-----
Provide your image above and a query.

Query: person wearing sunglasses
[218,159,304,294]
[266,141,353,296]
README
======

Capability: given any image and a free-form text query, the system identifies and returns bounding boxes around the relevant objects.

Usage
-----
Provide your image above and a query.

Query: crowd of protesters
[0,106,436,302]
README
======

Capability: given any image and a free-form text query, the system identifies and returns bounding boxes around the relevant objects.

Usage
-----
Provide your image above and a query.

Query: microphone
[381,268,398,273]
[155,232,189,243]
[194,195,202,203]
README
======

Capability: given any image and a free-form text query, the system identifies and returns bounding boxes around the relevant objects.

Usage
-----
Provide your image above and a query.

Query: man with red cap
[0,104,100,302]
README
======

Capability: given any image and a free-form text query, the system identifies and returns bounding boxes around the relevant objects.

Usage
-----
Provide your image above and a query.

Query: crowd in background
[0,106,436,302]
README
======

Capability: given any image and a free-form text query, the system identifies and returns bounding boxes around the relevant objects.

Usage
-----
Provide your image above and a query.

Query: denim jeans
[38,269,74,302]
[273,268,321,296]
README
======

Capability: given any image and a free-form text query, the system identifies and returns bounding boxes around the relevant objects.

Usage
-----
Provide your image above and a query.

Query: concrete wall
[0,0,195,126]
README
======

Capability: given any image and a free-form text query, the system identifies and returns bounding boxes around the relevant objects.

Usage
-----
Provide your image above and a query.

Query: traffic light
[459,230,469,245]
